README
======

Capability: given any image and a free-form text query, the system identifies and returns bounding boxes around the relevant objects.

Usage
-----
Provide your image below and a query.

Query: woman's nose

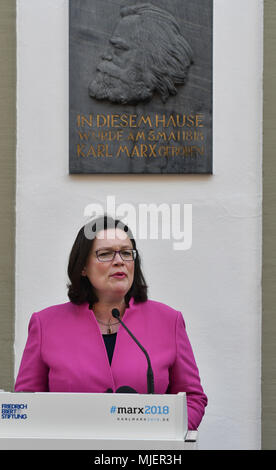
[113,252,124,264]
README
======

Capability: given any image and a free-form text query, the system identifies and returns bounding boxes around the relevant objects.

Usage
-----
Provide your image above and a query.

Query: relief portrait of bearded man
[88,3,193,105]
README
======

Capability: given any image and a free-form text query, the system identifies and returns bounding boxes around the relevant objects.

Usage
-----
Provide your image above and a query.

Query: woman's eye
[121,250,133,258]
[99,251,113,258]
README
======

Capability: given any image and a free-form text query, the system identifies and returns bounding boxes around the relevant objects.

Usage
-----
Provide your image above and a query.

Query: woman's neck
[92,298,126,322]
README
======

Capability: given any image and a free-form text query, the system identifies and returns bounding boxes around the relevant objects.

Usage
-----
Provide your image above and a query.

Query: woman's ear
[81,267,86,276]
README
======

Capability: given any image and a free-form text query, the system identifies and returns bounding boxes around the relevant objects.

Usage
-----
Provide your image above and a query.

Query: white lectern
[0,392,197,450]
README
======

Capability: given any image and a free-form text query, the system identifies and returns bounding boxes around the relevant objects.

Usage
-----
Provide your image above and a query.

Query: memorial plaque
[69,0,213,174]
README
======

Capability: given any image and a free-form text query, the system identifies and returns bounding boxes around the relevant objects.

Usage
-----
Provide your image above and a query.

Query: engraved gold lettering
[196,114,204,127]
[138,115,153,127]
[120,114,129,128]
[116,145,130,157]
[77,144,86,157]
[97,115,107,127]
[87,144,97,157]
[111,114,120,127]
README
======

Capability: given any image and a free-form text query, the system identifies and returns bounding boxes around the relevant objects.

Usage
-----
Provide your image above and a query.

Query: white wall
[15,0,263,450]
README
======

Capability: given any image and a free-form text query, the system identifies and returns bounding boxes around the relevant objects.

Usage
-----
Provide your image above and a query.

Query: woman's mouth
[110,272,127,279]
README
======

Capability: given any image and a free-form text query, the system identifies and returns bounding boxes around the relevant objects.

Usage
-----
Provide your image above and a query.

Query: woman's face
[82,228,135,303]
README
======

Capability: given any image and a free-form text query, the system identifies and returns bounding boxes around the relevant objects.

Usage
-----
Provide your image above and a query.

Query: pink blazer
[15,298,207,430]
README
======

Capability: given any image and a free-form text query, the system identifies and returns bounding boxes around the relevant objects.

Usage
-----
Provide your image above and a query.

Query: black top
[102,333,117,365]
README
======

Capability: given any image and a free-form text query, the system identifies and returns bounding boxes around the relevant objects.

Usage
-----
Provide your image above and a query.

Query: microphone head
[112,308,120,319]
[116,386,137,394]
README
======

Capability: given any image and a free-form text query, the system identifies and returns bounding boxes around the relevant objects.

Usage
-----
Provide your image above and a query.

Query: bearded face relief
[88,3,193,105]
[89,13,152,104]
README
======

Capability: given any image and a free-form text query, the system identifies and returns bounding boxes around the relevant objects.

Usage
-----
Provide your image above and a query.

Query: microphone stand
[112,309,154,394]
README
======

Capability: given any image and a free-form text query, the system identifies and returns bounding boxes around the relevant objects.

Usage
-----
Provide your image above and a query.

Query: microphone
[116,386,137,393]
[112,308,154,394]
[105,386,137,393]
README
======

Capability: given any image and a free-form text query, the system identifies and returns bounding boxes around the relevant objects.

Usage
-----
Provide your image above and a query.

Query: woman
[15,215,207,430]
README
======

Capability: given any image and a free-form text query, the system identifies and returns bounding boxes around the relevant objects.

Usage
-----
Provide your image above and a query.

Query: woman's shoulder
[134,298,181,319]
[32,301,78,323]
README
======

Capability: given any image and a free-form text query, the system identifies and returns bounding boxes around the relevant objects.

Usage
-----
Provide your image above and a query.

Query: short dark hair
[67,215,148,307]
